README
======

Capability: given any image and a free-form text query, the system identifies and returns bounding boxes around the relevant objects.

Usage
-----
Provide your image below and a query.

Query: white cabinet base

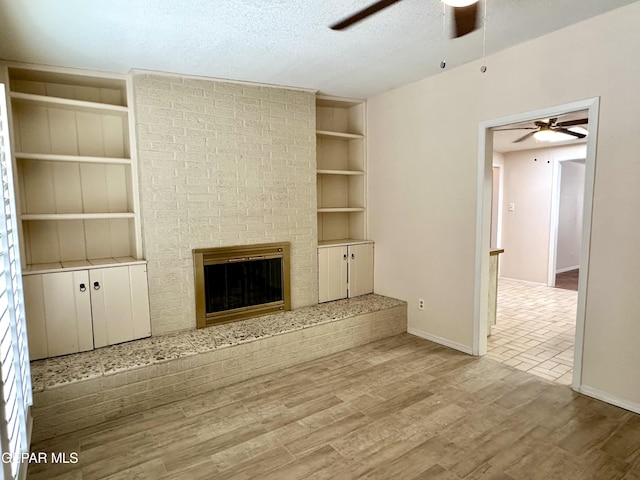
[23,271,94,360]
[318,246,348,303]
[91,264,151,348]
[347,243,374,298]
[24,263,151,360]
[318,241,374,303]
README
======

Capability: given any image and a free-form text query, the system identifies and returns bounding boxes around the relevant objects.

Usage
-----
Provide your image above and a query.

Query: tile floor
[487,278,577,385]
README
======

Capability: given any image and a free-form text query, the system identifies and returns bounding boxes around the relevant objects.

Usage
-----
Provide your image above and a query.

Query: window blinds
[0,83,32,480]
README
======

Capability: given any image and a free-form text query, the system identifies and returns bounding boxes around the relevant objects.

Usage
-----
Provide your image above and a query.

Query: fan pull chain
[480,0,488,73]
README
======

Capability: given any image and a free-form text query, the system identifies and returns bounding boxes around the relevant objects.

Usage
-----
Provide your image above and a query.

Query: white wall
[557,160,585,272]
[367,2,640,407]
[499,144,586,284]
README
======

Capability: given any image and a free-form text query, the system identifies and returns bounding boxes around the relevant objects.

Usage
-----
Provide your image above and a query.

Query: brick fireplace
[133,71,318,335]
[193,242,291,327]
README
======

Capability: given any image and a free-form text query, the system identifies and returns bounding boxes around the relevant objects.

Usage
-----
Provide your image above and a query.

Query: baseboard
[407,327,473,355]
[556,265,579,274]
[578,385,640,415]
[498,276,547,287]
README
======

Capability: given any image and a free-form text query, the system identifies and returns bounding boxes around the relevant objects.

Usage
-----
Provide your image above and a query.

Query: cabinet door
[23,271,93,359]
[348,243,374,298]
[90,264,151,348]
[318,246,348,303]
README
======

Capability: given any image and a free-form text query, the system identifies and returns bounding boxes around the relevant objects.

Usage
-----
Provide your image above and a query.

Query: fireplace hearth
[193,243,291,328]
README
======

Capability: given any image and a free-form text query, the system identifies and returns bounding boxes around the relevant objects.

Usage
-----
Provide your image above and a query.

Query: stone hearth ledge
[30,294,407,442]
[30,294,406,391]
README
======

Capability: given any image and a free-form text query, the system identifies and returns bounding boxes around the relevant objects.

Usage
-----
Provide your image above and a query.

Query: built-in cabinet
[316,95,366,242]
[316,95,374,301]
[318,241,374,303]
[2,63,151,359]
[23,264,151,360]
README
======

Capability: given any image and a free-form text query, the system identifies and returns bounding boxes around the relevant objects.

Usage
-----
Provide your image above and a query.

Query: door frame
[490,164,504,250]
[473,97,599,392]
[547,154,587,287]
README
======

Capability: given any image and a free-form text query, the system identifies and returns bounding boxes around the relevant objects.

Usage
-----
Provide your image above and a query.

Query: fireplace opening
[193,243,291,328]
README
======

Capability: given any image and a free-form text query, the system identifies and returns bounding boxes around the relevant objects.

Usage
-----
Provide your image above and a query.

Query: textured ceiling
[0,0,637,98]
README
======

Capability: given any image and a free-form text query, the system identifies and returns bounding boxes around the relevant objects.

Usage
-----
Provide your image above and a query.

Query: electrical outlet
[418,299,425,310]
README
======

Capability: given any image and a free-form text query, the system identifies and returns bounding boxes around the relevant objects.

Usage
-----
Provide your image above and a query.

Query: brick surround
[132,72,318,335]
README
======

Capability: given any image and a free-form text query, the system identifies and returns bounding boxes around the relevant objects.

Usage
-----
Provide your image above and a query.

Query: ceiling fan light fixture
[533,129,560,142]
[534,129,574,142]
[441,0,478,7]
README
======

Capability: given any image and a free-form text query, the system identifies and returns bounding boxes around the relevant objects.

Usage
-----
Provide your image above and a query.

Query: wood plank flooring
[28,334,640,480]
[555,269,579,291]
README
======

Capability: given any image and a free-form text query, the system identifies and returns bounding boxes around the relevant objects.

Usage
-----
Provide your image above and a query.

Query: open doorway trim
[547,154,587,288]
[473,97,600,393]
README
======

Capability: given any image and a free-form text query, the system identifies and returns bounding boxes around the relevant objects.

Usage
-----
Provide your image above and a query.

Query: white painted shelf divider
[21,213,136,221]
[15,152,132,165]
[9,91,128,116]
[316,169,364,175]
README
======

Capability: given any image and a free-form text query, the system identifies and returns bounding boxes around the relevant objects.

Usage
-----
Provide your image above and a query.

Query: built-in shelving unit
[3,63,151,359]
[4,64,143,273]
[316,95,367,243]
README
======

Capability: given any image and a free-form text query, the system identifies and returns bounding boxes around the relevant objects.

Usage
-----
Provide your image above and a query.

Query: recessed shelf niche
[316,95,367,243]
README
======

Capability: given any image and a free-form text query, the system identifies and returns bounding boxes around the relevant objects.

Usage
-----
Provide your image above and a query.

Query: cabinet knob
[79,283,86,292]
[351,253,355,259]
[93,281,101,290]
[343,254,347,260]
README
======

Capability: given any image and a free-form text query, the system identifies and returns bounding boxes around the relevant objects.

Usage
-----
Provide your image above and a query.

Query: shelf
[21,213,135,221]
[317,169,364,176]
[318,239,372,248]
[15,152,132,165]
[316,96,363,109]
[10,92,128,117]
[23,257,145,275]
[316,130,363,140]
[316,95,366,243]
[317,208,366,213]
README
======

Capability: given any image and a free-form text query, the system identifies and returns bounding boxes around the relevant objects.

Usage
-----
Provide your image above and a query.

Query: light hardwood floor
[28,334,640,480]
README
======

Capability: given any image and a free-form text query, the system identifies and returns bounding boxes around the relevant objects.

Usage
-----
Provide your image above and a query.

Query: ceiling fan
[495,117,589,143]
[330,0,480,38]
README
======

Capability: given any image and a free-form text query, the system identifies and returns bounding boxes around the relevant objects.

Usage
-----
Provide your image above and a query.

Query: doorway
[473,98,599,392]
[549,158,586,290]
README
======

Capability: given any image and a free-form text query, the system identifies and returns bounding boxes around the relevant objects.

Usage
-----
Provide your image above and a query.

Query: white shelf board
[317,208,365,213]
[21,212,135,221]
[15,152,132,165]
[318,239,373,248]
[316,95,363,109]
[316,130,363,140]
[7,66,126,91]
[23,257,146,275]
[10,92,128,116]
[317,169,364,176]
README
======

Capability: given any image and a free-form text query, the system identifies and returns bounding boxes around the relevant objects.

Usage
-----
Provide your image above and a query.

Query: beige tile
[488,278,577,385]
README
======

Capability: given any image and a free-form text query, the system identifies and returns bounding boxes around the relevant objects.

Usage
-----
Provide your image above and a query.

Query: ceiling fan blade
[330,0,403,30]
[514,131,537,143]
[553,127,587,139]
[453,3,479,38]
[556,118,589,127]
